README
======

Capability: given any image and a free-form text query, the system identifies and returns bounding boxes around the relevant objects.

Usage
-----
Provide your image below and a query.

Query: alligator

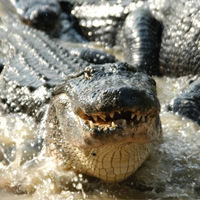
[0,1,162,183]
[2,0,200,183]
[10,0,200,125]
[46,62,161,182]
[68,0,200,125]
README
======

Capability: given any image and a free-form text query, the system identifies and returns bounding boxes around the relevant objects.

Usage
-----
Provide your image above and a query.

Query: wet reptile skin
[48,139,151,182]
[46,62,161,182]
[4,0,200,182]
[0,1,162,182]
[3,0,200,183]
[3,0,200,182]
[62,0,200,125]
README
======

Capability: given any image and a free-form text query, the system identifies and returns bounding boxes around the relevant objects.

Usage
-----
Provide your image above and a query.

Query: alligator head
[46,62,162,182]
[9,0,61,30]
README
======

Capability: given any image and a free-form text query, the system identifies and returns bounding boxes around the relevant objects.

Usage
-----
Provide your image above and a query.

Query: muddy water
[0,75,200,199]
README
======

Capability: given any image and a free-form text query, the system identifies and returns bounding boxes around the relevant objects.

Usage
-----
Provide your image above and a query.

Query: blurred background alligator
[8,0,200,125]
[0,0,162,183]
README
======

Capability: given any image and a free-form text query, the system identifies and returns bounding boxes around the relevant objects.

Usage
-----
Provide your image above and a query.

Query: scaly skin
[3,0,200,182]
[46,63,162,182]
[48,139,151,183]
[0,1,162,182]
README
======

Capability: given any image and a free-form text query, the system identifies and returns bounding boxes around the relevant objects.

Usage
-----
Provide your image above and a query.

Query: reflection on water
[0,76,200,199]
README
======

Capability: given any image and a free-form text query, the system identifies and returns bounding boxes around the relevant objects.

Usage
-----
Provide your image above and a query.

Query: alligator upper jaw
[75,109,159,149]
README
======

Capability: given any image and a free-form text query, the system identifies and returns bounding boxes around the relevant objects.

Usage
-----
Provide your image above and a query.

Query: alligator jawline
[73,110,158,149]
[78,110,156,130]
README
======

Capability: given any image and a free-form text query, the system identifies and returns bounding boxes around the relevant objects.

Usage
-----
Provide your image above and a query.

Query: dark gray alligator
[9,0,200,125]
[68,0,200,125]
[0,1,162,182]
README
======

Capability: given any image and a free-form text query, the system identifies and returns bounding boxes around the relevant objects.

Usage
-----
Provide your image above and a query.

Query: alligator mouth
[78,110,156,131]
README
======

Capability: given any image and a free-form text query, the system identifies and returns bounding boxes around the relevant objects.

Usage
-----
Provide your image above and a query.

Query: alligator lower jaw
[84,115,156,130]
[76,112,159,149]
[77,109,157,129]
[83,141,151,183]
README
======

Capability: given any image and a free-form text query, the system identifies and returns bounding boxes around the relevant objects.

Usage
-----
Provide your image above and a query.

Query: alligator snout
[94,86,160,116]
[48,62,160,147]
[54,62,160,117]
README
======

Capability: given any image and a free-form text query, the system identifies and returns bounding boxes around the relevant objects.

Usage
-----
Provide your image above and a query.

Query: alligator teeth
[131,113,135,119]
[122,119,126,126]
[150,117,155,125]
[141,116,145,122]
[99,115,106,121]
[147,115,151,125]
[111,121,116,128]
[93,115,98,122]
[136,115,141,121]
[131,122,134,126]
[110,112,114,118]
[90,121,94,129]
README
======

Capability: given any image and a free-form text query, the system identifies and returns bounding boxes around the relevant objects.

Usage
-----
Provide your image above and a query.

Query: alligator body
[0,1,162,183]
[59,0,200,125]
[0,21,87,121]
[9,0,200,125]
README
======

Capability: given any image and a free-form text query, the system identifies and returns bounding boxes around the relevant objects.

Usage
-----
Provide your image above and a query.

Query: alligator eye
[84,68,93,80]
